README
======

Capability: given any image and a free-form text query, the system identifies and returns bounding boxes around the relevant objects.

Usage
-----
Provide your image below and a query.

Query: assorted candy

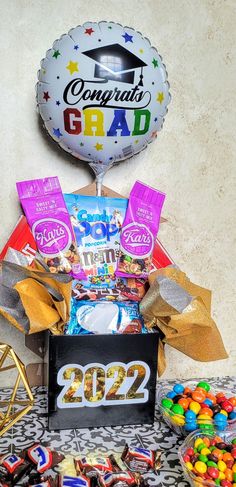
[182,434,236,486]
[160,382,236,433]
[0,442,154,486]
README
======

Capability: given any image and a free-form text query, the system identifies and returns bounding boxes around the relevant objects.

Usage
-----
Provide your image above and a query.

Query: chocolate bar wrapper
[56,474,94,486]
[75,454,121,478]
[121,444,161,473]
[26,444,64,473]
[72,277,146,303]
[98,471,148,487]
[0,453,32,486]
[0,216,37,265]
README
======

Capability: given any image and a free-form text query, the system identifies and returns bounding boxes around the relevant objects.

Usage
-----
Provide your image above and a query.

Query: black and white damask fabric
[0,377,234,486]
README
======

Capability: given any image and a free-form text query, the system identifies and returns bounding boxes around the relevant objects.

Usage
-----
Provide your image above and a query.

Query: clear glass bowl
[156,381,236,437]
[178,429,236,487]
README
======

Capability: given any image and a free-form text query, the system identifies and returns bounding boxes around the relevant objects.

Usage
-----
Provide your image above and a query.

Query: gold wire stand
[0,343,34,437]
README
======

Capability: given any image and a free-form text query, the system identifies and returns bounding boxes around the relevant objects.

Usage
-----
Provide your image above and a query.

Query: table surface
[0,376,235,486]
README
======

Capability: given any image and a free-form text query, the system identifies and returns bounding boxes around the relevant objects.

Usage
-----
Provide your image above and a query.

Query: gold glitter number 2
[57,361,150,408]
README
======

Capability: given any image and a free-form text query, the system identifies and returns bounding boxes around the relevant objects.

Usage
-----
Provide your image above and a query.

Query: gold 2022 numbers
[57,361,150,408]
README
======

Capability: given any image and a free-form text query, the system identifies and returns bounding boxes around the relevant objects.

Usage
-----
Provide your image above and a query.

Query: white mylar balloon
[37,21,170,194]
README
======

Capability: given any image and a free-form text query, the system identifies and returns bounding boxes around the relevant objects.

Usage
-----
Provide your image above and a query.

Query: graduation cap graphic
[82,43,147,86]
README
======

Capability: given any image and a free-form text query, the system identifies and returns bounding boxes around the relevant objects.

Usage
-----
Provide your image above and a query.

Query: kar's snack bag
[117,181,165,279]
[64,194,128,279]
[0,216,37,265]
[72,277,146,302]
[66,300,145,335]
[16,177,84,278]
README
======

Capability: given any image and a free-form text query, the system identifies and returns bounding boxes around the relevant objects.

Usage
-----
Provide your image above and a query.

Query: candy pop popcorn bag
[64,194,128,281]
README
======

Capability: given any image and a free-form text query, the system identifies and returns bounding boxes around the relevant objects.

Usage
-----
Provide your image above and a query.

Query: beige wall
[0,0,235,385]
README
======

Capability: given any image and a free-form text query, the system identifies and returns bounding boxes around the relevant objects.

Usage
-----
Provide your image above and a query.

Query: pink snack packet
[16,177,85,279]
[116,181,165,279]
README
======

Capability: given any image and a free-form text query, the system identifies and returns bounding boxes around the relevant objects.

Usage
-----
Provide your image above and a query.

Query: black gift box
[27,331,159,430]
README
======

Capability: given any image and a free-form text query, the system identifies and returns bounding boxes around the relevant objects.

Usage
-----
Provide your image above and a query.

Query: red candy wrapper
[116,181,165,279]
[56,475,92,486]
[26,444,64,473]
[0,453,32,486]
[75,455,121,478]
[98,471,148,487]
[151,239,174,271]
[0,216,37,265]
[121,444,161,474]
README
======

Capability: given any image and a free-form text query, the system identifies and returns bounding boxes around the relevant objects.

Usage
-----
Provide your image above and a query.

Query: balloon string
[96,173,104,196]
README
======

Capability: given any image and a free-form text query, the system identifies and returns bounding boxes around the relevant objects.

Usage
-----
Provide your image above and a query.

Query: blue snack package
[64,194,128,280]
[66,300,145,335]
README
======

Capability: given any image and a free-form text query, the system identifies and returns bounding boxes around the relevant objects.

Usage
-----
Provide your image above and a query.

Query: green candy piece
[207,461,218,468]
[232,438,236,444]
[161,398,173,410]
[171,404,185,415]
[124,255,132,262]
[199,423,214,431]
[194,448,198,453]
[197,381,210,392]
[197,443,207,452]
[215,479,220,486]
[233,473,236,482]
[209,446,216,452]
[198,454,208,463]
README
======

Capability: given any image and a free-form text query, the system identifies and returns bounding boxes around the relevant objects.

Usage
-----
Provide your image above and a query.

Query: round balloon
[37,21,170,185]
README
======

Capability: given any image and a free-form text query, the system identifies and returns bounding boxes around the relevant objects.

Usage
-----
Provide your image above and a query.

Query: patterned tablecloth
[0,376,235,486]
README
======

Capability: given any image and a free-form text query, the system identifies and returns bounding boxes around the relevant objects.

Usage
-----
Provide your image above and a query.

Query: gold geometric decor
[0,342,34,437]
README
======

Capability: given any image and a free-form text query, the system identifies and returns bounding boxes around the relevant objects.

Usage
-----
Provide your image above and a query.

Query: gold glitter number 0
[84,367,105,402]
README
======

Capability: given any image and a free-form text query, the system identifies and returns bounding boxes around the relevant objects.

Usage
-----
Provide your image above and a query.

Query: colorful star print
[53,50,61,59]
[56,100,60,106]
[53,128,63,138]
[66,60,79,75]
[157,92,164,104]
[122,32,133,43]
[74,45,79,50]
[95,143,103,151]
[152,58,158,68]
[85,28,94,35]
[43,91,50,102]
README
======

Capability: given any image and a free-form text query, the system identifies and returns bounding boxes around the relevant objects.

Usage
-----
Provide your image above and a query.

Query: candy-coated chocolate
[166,391,176,399]
[173,384,185,394]
[171,414,185,425]
[185,422,198,432]
[207,466,219,478]
[192,391,206,403]
[185,410,197,421]
[178,398,189,410]
[194,461,207,474]
[222,401,234,413]
[229,397,236,407]
[171,404,185,415]
[190,401,201,415]
[197,381,211,392]
[207,461,218,468]
[161,398,173,409]
[218,460,227,472]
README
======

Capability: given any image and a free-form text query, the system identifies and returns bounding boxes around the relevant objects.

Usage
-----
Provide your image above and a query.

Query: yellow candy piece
[197,414,213,422]
[171,414,185,426]
[201,447,211,456]
[190,401,201,414]
[195,461,207,474]
[232,464,236,473]
[218,460,227,472]
[186,461,193,471]
[218,471,226,480]
[220,409,228,417]
[194,438,204,448]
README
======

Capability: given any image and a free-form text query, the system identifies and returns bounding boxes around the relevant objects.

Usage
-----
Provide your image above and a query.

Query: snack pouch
[66,300,145,335]
[16,177,84,279]
[116,181,165,279]
[64,194,127,280]
[72,277,146,302]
